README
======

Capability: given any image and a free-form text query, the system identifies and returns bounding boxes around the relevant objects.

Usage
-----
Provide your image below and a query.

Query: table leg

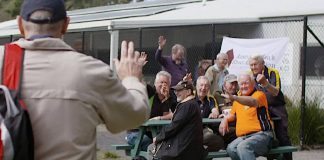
[131,127,145,157]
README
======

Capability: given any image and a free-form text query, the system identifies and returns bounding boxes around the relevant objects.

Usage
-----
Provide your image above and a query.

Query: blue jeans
[126,131,152,151]
[227,131,273,160]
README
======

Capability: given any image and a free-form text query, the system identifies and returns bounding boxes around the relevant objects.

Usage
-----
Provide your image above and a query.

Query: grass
[97,149,126,160]
[103,151,120,159]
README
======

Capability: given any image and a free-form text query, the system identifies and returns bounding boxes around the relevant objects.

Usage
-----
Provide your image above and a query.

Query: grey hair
[196,76,211,87]
[22,10,65,36]
[238,71,255,83]
[171,44,186,55]
[248,54,265,65]
[155,71,172,84]
[216,53,228,60]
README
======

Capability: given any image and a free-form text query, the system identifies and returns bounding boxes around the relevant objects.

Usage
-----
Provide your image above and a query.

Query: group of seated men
[125,36,292,160]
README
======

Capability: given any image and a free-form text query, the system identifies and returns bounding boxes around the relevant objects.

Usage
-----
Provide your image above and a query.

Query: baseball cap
[224,74,237,83]
[171,80,194,91]
[20,0,67,24]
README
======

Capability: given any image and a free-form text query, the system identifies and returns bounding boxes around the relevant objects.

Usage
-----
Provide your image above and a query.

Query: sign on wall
[220,37,293,85]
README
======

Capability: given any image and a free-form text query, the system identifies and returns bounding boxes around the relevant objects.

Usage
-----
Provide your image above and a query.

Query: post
[108,27,119,76]
[300,16,307,149]
[212,24,216,65]
[139,28,142,51]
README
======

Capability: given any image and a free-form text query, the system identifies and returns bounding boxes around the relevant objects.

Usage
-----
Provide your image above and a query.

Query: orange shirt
[230,90,272,137]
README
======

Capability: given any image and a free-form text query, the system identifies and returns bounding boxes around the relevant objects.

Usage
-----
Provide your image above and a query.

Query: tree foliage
[0,0,133,21]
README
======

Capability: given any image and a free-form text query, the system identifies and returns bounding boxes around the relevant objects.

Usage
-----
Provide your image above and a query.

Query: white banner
[220,37,293,85]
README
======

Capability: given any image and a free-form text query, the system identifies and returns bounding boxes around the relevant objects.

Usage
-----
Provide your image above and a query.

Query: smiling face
[238,74,255,96]
[196,78,210,99]
[249,55,265,75]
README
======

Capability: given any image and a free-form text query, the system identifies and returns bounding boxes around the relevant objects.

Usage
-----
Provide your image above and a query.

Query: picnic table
[112,116,297,159]
[116,118,222,158]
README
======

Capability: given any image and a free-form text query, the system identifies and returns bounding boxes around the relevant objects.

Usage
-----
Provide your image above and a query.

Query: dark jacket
[155,98,206,160]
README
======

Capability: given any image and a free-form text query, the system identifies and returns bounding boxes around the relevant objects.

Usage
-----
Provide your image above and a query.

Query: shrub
[287,98,324,146]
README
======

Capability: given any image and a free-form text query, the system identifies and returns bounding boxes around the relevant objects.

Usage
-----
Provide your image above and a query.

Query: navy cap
[20,0,67,24]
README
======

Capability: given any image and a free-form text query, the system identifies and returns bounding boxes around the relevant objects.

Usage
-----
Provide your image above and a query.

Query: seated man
[214,74,239,146]
[214,74,239,116]
[195,76,224,151]
[126,71,177,151]
[219,72,273,160]
[148,80,206,160]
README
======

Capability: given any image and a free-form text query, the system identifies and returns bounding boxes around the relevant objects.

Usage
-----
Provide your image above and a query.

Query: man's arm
[219,113,235,136]
[256,73,279,96]
[97,41,149,133]
[208,96,220,119]
[155,36,167,66]
[222,93,258,107]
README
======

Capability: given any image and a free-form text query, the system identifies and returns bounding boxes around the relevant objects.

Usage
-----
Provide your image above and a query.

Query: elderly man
[219,73,273,160]
[214,74,239,116]
[195,76,224,151]
[205,53,229,97]
[11,0,149,159]
[148,80,206,160]
[155,36,188,86]
[214,74,239,146]
[126,71,177,152]
[249,55,292,160]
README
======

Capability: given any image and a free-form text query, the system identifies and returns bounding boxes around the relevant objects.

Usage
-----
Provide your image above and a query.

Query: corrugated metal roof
[0,0,201,35]
[70,5,175,23]
[0,0,324,36]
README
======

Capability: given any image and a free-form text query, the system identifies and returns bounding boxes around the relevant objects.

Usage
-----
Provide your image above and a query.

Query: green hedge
[287,98,324,146]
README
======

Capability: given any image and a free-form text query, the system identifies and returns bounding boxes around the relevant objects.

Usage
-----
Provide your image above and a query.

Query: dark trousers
[269,105,292,160]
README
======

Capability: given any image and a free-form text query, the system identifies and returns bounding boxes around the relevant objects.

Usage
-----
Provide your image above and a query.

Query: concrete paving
[96,125,324,160]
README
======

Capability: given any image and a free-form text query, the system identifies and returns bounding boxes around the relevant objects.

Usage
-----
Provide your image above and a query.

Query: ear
[61,17,70,35]
[17,16,25,37]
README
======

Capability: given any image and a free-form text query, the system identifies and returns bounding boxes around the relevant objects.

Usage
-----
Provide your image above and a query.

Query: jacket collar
[13,38,74,51]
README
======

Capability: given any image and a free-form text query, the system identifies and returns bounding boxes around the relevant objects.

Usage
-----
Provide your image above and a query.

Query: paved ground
[96,125,324,160]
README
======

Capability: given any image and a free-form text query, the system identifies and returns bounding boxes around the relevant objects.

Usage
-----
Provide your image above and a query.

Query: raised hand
[158,36,166,50]
[138,52,148,66]
[182,73,192,82]
[114,41,144,80]
[256,74,268,86]
[160,83,170,102]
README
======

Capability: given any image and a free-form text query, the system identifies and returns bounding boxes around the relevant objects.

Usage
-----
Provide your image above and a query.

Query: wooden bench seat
[112,144,297,159]
[111,144,133,156]
[206,146,298,159]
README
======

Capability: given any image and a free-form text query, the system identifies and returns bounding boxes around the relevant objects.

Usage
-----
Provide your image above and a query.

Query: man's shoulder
[266,66,280,76]
[252,90,266,97]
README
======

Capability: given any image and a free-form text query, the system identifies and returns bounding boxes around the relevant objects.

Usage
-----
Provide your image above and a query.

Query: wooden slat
[111,144,133,150]
[268,146,298,154]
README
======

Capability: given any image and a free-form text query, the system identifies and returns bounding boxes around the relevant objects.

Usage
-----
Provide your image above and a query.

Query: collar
[180,95,195,103]
[27,35,53,40]
[13,38,74,51]
[238,88,257,96]
[195,94,210,103]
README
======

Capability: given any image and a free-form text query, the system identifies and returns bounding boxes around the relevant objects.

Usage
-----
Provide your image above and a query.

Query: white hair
[216,52,228,60]
[248,54,265,65]
[155,71,171,84]
[238,71,255,83]
[196,76,211,87]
